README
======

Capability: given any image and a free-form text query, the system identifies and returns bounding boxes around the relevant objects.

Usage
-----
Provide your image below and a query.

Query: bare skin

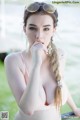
[4,48,67,120]
[4,14,80,120]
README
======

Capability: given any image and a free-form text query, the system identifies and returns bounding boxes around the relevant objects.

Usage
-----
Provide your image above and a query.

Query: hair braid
[47,38,62,109]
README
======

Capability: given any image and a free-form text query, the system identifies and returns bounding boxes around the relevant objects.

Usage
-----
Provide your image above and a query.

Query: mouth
[36,41,44,44]
[33,42,45,47]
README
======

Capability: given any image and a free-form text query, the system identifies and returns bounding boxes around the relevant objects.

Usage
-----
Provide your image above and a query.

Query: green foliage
[0,61,18,120]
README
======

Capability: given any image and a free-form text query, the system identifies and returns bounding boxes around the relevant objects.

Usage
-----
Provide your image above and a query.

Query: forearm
[19,64,41,115]
[67,92,77,111]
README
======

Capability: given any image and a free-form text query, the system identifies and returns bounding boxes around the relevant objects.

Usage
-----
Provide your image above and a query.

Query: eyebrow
[29,24,51,27]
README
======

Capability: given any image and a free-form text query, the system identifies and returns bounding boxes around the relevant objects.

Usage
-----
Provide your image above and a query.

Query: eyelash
[44,28,50,31]
[29,27,50,31]
[29,27,36,30]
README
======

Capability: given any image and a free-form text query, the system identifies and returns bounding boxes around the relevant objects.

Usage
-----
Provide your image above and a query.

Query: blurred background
[0,0,80,120]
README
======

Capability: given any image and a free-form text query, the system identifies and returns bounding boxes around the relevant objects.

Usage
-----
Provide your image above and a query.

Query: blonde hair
[47,38,62,109]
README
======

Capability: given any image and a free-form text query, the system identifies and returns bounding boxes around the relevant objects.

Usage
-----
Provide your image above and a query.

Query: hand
[73,108,80,117]
[30,41,48,65]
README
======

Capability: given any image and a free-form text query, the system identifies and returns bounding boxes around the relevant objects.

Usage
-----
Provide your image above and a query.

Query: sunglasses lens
[27,3,39,12]
[43,4,56,13]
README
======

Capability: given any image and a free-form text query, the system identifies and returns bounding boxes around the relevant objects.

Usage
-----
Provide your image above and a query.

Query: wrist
[32,63,41,71]
[69,104,77,112]
[73,106,78,112]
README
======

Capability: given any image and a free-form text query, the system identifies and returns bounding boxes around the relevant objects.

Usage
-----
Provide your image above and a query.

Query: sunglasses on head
[26,2,56,14]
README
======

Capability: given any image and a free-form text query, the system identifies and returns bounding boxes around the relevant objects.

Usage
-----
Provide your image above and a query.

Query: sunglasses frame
[26,2,56,14]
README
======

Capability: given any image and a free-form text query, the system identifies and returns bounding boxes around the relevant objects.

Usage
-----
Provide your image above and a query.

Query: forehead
[26,14,53,27]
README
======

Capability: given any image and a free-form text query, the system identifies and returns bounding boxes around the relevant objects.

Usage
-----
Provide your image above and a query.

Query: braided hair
[47,38,62,109]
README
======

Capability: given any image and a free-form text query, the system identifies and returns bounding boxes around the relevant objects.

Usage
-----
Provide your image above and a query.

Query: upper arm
[4,53,27,105]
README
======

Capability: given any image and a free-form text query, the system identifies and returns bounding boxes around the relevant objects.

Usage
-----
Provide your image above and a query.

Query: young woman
[4,2,80,120]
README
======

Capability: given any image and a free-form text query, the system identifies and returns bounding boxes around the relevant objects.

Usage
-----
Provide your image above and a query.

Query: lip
[36,41,44,44]
[34,42,44,46]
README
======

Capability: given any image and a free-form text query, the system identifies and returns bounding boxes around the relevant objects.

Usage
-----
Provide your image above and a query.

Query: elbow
[21,109,34,116]
[25,109,34,116]
[26,111,34,116]
[20,108,34,116]
[19,102,34,116]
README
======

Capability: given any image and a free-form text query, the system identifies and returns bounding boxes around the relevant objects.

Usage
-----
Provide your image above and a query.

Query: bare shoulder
[4,51,22,66]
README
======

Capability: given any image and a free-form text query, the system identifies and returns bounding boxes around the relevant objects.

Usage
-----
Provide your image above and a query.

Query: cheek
[26,30,36,44]
[44,32,52,44]
[45,32,52,39]
[26,29,35,38]
[44,36,51,44]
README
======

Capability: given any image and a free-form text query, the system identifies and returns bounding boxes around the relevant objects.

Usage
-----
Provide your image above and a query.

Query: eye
[44,28,50,31]
[29,27,37,31]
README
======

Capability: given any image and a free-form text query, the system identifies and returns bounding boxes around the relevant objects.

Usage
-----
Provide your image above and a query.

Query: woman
[4,2,80,120]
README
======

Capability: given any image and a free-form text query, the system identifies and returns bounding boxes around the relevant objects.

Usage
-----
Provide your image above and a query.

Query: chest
[25,65,57,105]
[23,55,57,105]
[38,68,57,105]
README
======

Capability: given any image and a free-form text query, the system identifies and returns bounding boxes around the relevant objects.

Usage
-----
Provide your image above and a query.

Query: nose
[35,30,44,43]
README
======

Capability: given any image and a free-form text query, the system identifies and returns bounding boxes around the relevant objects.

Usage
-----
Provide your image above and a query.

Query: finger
[42,44,48,53]
[31,42,48,54]
[39,44,48,53]
[30,42,40,48]
[33,41,43,46]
